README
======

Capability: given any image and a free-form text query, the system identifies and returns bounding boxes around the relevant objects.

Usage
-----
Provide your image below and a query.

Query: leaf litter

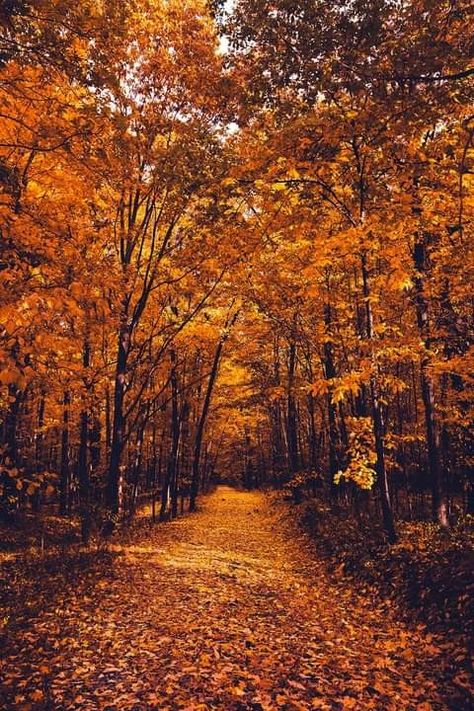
[1,487,471,710]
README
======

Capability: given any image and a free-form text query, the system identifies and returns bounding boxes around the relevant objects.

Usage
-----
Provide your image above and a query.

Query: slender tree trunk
[371,377,397,543]
[169,350,181,519]
[150,424,158,522]
[107,321,130,514]
[307,391,318,471]
[323,303,340,497]
[271,337,285,483]
[189,338,224,511]
[420,367,449,525]
[0,384,23,520]
[362,253,397,543]
[31,391,45,513]
[129,423,145,518]
[105,385,111,468]
[270,403,284,484]
[89,415,101,474]
[59,390,70,515]
[78,340,91,545]
[413,235,448,527]
[159,418,172,521]
[286,340,299,474]
[179,400,190,502]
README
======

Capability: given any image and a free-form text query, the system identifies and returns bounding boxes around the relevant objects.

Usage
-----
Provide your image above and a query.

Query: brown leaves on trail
[0,488,471,710]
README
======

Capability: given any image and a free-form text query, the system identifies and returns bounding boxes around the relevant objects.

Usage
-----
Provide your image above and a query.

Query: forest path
[1,487,466,710]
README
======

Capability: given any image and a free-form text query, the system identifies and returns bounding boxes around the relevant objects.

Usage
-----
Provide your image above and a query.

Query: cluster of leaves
[334,418,377,491]
[283,470,323,502]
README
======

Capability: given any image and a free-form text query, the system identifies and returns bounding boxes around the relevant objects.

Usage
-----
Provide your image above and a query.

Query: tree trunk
[59,390,70,515]
[189,338,224,512]
[78,341,91,545]
[0,384,23,520]
[107,321,130,514]
[371,377,397,543]
[307,391,318,472]
[31,391,45,513]
[362,253,397,543]
[105,385,111,468]
[129,423,145,518]
[323,303,340,497]
[169,350,181,519]
[286,340,299,475]
[413,234,448,527]
[159,421,172,521]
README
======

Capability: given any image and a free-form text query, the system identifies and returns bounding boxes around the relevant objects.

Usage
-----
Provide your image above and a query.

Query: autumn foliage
[0,1,473,706]
[0,0,473,534]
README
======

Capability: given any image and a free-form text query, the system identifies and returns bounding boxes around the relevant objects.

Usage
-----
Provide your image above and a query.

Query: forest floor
[1,486,472,711]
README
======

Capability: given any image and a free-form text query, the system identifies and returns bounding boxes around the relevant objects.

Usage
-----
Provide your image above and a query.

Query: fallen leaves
[0,487,472,710]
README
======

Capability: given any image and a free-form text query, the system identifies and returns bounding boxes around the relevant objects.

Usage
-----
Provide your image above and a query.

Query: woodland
[0,1,473,710]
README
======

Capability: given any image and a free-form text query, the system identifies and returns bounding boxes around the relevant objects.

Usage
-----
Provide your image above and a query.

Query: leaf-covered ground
[1,487,472,710]
[294,498,473,638]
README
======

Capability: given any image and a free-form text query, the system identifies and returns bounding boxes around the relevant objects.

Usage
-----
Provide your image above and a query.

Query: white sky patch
[218,34,229,55]
[217,0,236,55]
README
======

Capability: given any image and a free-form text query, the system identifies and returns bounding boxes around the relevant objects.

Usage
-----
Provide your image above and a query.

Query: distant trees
[210,0,473,538]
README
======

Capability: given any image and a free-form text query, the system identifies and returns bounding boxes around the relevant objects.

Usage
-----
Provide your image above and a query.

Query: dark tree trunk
[129,423,145,518]
[307,391,318,472]
[189,338,224,512]
[0,384,23,520]
[270,337,285,483]
[31,391,45,513]
[413,234,448,527]
[286,340,299,475]
[107,321,130,514]
[371,378,397,543]
[323,303,340,497]
[270,402,285,484]
[89,415,101,473]
[159,419,172,521]
[59,390,70,515]
[78,341,91,545]
[105,385,111,468]
[169,350,181,519]
[362,253,397,543]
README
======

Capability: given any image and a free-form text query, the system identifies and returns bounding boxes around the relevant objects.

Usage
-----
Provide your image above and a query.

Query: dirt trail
[0,487,469,710]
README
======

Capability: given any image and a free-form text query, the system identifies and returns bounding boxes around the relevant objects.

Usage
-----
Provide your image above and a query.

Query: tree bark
[78,340,91,545]
[31,391,45,513]
[286,340,299,475]
[59,390,70,515]
[189,338,224,511]
[106,320,130,514]
[0,383,23,520]
[323,303,340,497]
[362,253,397,543]
[169,350,181,519]
[413,234,448,527]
